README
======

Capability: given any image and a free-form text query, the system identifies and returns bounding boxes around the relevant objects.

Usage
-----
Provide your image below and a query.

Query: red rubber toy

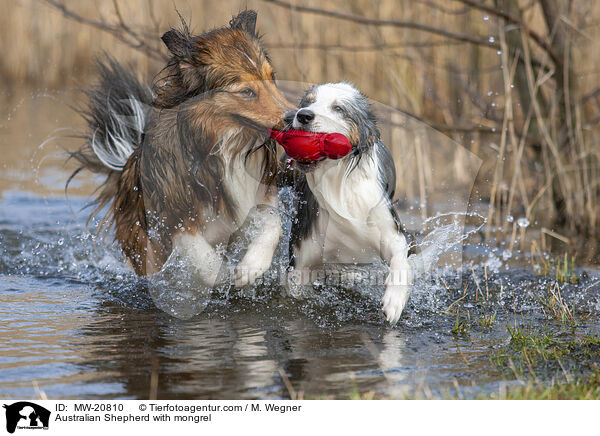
[269,128,352,162]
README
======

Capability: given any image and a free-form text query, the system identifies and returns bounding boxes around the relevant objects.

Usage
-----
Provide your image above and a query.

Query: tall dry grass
[1,0,599,247]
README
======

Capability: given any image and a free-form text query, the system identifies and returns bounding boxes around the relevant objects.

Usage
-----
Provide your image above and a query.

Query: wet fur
[281,83,412,323]
[70,11,288,279]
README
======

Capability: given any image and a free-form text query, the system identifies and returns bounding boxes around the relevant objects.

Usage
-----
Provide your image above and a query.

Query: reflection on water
[0,272,505,400]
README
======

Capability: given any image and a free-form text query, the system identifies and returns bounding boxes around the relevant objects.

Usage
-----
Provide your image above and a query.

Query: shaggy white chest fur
[304,155,388,263]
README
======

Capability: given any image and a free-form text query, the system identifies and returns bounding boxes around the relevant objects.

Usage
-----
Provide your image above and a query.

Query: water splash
[517,217,530,228]
[3,192,600,329]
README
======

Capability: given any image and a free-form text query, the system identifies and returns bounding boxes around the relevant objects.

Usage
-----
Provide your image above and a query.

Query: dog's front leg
[234,202,282,288]
[380,228,412,324]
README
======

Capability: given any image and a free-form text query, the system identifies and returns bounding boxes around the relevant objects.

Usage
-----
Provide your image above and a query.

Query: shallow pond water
[1,192,599,399]
[1,91,600,400]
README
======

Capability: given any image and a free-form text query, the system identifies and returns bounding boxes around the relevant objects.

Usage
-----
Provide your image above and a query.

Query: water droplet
[487,91,493,96]
[489,36,495,43]
[502,249,512,260]
[497,50,502,55]
[507,215,514,223]
[517,217,530,228]
[483,15,489,21]
[57,238,64,246]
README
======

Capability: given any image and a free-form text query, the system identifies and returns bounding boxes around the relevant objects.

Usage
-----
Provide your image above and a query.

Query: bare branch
[375,105,501,134]
[40,0,167,62]
[266,40,467,51]
[260,0,502,50]
[455,0,559,65]
[581,87,600,105]
[414,0,471,15]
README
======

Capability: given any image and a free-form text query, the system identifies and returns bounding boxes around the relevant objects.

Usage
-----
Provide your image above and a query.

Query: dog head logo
[2,402,50,434]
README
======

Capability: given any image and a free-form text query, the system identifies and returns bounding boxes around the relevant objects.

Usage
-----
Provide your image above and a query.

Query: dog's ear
[229,10,257,36]
[162,29,192,58]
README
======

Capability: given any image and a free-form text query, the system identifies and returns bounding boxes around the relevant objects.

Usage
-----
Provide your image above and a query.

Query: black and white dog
[283,82,416,323]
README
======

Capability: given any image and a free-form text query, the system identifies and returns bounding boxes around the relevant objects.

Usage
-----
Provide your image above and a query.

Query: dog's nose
[296,109,315,125]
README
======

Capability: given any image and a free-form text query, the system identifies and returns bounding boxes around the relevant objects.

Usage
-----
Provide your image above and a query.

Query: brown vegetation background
[1,0,599,251]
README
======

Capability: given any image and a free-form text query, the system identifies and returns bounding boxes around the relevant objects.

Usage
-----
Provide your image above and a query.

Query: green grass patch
[493,326,600,379]
[532,252,580,285]
[451,310,472,339]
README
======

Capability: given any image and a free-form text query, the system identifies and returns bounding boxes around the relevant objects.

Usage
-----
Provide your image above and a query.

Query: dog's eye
[333,105,343,113]
[240,88,257,98]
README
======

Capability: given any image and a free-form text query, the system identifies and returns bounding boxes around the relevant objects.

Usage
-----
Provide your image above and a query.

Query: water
[1,91,600,400]
[2,192,600,399]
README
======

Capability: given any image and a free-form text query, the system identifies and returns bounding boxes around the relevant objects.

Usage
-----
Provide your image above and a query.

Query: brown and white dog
[70,11,291,288]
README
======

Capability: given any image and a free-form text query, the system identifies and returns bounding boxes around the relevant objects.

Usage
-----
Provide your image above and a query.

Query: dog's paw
[382,285,411,325]
[233,253,272,288]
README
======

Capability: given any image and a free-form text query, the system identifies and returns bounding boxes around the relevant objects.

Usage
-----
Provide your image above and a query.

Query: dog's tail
[70,58,153,174]
[67,58,153,224]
